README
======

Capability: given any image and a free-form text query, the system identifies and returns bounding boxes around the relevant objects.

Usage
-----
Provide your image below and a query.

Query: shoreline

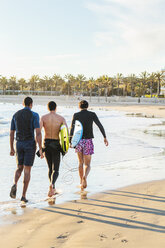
[1,96,165,247]
[0,95,165,118]
[1,179,165,247]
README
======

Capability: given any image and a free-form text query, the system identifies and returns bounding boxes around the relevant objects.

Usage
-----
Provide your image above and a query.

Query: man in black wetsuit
[70,100,108,189]
[40,101,68,197]
[10,97,43,203]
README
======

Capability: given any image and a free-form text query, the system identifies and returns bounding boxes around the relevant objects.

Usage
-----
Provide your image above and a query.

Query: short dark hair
[48,101,57,111]
[79,100,89,109]
[24,97,33,106]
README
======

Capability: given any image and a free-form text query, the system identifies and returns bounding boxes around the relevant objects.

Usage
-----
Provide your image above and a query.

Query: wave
[0,129,9,137]
[0,120,10,125]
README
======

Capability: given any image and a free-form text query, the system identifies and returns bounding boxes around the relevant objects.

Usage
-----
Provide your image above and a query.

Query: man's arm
[35,128,44,158]
[10,130,15,156]
[40,116,44,130]
[93,113,109,146]
[33,113,44,158]
[10,116,16,156]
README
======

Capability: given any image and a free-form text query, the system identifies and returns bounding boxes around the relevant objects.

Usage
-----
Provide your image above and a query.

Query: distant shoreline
[0,95,165,118]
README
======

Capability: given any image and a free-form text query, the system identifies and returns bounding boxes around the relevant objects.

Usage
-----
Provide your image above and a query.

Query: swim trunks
[75,139,94,155]
[16,140,36,166]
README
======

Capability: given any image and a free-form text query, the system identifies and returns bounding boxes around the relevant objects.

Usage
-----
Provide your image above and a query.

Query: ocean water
[0,102,165,218]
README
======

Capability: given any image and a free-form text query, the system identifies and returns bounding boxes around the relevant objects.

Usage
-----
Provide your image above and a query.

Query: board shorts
[75,139,94,155]
[16,140,36,166]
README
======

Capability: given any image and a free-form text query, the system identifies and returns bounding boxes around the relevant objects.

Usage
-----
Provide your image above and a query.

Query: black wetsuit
[44,139,61,188]
[69,109,106,142]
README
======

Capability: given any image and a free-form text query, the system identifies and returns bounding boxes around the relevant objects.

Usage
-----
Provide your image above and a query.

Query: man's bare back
[40,112,67,140]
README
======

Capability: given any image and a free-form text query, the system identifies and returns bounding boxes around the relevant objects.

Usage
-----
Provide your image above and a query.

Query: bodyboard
[59,124,69,153]
[71,120,83,148]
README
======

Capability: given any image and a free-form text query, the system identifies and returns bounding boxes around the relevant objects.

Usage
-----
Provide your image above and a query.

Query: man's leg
[10,165,24,198]
[45,149,54,196]
[14,165,24,185]
[77,152,84,186]
[83,155,92,188]
[51,150,60,193]
[45,150,53,183]
[10,141,24,199]
[22,166,32,199]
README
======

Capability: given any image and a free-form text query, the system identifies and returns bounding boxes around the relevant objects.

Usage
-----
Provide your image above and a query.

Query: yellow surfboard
[59,124,69,154]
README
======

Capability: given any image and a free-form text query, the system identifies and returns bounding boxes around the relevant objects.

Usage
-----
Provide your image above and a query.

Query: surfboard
[59,125,69,154]
[71,120,83,148]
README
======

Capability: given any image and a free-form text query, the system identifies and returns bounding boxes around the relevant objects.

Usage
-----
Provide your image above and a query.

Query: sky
[0,0,165,79]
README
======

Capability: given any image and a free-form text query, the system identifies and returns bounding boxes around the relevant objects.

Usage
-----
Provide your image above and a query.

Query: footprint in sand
[99,234,108,241]
[113,233,122,240]
[130,211,137,219]
[121,239,128,243]
[77,220,84,224]
[56,232,69,240]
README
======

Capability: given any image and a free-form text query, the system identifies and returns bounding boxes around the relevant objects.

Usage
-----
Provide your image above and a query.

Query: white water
[0,102,165,218]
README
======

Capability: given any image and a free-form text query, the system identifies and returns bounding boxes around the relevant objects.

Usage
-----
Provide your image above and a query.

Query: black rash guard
[69,109,106,142]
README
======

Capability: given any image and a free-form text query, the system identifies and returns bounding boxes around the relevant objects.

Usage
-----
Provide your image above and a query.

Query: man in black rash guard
[70,100,108,189]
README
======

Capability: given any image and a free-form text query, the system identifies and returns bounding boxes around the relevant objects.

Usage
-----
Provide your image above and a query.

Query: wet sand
[0,95,165,247]
[1,180,165,248]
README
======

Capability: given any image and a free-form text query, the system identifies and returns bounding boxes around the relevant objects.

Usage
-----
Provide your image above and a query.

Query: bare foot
[80,184,84,191]
[52,188,58,196]
[48,185,54,197]
[82,177,87,188]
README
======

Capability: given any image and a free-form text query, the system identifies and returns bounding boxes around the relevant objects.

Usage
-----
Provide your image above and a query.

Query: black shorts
[16,140,36,166]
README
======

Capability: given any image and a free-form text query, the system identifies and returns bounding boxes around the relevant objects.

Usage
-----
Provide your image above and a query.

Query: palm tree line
[0,71,165,97]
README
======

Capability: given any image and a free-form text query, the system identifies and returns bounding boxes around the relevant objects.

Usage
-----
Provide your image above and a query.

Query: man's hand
[104,138,109,146]
[39,149,44,159]
[10,148,15,156]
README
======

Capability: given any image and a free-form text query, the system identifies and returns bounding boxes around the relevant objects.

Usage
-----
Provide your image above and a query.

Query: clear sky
[0,0,165,79]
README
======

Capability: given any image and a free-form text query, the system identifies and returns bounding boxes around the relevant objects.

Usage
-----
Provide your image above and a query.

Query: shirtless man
[40,101,68,197]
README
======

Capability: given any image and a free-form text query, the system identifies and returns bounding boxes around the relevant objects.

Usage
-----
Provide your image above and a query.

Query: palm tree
[0,76,8,94]
[127,74,136,97]
[139,71,149,96]
[88,77,95,101]
[155,71,165,95]
[18,78,27,92]
[9,76,17,94]
[28,75,39,93]
[65,74,76,95]
[76,74,86,95]
[148,73,156,97]
[115,73,123,96]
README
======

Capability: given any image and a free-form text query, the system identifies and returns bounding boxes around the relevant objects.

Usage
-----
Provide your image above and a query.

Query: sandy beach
[1,180,165,248]
[0,95,165,247]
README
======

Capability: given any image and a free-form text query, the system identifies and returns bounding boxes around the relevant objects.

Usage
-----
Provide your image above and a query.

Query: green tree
[18,78,27,92]
[0,76,8,94]
[115,73,123,96]
[28,75,39,92]
[155,71,165,95]
[139,71,149,96]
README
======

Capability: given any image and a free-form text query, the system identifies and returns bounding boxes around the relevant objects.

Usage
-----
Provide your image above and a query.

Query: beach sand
[1,180,165,248]
[0,95,165,247]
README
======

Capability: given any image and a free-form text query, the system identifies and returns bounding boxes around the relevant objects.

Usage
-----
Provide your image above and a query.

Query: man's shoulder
[31,110,39,118]
[55,113,65,120]
[13,108,24,117]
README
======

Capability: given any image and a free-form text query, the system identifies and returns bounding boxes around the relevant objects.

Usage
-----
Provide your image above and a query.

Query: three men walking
[10,97,108,202]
